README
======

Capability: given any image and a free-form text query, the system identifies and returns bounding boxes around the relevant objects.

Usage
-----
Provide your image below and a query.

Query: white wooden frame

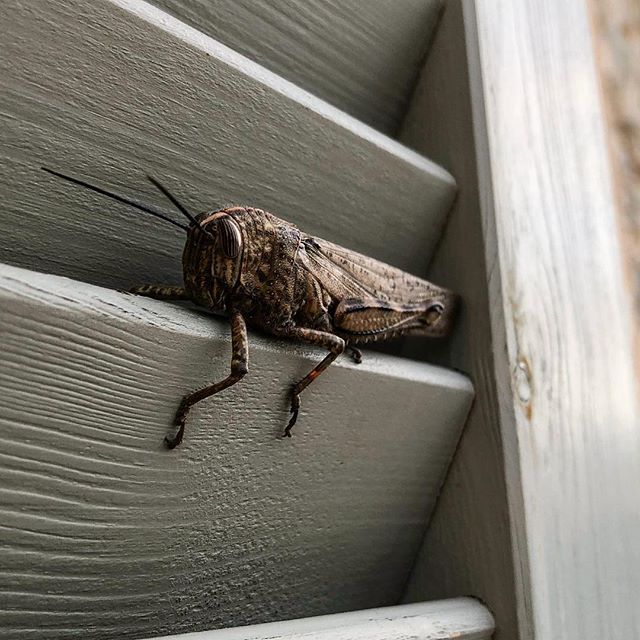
[471,1,640,638]
[401,2,640,639]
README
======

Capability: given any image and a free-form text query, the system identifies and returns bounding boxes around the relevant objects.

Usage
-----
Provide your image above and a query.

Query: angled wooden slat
[0,264,473,639]
[151,0,444,134]
[152,599,494,639]
[0,0,455,293]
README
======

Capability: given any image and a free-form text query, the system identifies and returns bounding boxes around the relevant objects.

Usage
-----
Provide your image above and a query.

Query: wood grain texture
[150,0,444,135]
[148,0,443,135]
[0,0,455,293]
[152,598,494,639]
[397,4,521,640]
[468,1,640,638]
[0,264,474,640]
[588,0,640,381]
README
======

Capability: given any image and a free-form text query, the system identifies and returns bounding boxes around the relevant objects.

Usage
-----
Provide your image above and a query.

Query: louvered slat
[0,0,454,294]
[0,264,473,638]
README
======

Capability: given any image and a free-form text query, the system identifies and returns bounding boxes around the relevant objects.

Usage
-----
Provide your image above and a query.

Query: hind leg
[276,328,345,437]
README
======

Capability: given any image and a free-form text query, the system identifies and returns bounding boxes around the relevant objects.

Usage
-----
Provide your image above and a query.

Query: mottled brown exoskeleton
[42,168,458,448]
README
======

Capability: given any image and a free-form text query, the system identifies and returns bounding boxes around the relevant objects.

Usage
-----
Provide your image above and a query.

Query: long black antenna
[41,167,188,232]
[146,176,212,238]
[146,176,196,226]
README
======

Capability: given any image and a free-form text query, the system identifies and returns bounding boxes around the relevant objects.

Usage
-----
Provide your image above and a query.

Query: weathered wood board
[403,1,640,639]
[0,264,474,640]
[152,599,494,640]
[151,0,444,135]
[588,0,640,373]
[0,0,454,294]
[469,1,640,638]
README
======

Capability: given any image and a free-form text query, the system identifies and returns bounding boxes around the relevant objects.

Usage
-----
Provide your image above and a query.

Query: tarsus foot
[283,392,300,438]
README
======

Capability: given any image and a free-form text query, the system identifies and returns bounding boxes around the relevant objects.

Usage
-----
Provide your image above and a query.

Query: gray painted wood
[0,0,454,293]
[150,0,444,135]
[0,264,474,640]
[152,598,494,639]
[397,3,520,640]
[405,1,640,639]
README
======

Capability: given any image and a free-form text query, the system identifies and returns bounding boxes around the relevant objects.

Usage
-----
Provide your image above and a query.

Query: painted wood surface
[152,0,444,135]
[0,0,454,294]
[467,1,640,638]
[0,264,474,640]
[152,598,494,639]
[397,3,520,640]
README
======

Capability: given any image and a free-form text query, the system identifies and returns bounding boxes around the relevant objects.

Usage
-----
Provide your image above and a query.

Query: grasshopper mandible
[42,168,459,448]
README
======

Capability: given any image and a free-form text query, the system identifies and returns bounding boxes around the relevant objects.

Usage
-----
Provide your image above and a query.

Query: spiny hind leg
[277,328,345,437]
[128,285,190,300]
[346,345,363,364]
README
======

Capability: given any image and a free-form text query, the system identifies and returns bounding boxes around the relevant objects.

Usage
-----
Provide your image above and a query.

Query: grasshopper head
[38,169,245,311]
[182,210,244,310]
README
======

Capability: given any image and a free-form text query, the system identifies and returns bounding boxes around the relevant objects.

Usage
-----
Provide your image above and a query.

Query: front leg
[277,328,345,438]
[165,309,249,448]
[129,285,190,301]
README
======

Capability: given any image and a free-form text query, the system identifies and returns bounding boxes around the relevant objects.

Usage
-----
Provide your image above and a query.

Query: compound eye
[425,302,445,325]
[217,217,242,258]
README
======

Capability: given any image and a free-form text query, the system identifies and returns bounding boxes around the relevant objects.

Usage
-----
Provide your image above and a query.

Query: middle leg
[278,328,345,437]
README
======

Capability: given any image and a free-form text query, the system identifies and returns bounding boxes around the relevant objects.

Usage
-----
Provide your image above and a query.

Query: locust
[42,168,459,448]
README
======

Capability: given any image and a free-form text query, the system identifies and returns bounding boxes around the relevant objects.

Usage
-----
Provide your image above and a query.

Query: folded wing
[297,236,443,304]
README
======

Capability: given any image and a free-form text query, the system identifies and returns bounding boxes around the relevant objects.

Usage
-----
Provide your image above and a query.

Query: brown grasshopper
[42,168,458,448]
